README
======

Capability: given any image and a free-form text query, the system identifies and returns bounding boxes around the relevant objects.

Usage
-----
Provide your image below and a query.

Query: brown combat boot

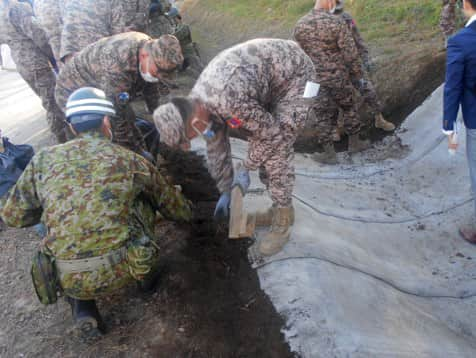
[255,205,295,227]
[259,206,294,256]
[348,134,371,153]
[313,143,338,164]
[375,113,395,131]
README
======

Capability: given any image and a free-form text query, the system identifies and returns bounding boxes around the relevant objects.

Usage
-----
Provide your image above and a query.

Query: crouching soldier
[154,39,317,256]
[0,87,192,339]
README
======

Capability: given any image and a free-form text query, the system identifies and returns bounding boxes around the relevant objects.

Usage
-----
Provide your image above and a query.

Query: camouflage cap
[153,102,185,147]
[147,35,184,71]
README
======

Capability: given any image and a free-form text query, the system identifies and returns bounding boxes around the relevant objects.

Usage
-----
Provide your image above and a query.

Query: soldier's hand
[214,192,231,219]
[232,163,250,195]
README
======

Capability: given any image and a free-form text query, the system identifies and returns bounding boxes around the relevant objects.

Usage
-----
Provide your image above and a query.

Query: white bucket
[1,45,17,70]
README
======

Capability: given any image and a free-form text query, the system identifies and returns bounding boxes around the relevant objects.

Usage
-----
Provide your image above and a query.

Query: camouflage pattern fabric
[0,1,66,141]
[60,0,149,61]
[440,1,457,38]
[1,132,192,300]
[340,12,370,69]
[55,32,182,150]
[339,11,382,115]
[33,0,64,63]
[148,0,174,38]
[294,8,364,137]
[190,39,316,207]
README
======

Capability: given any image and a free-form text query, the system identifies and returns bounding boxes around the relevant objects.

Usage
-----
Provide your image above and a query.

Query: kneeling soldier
[1,87,192,339]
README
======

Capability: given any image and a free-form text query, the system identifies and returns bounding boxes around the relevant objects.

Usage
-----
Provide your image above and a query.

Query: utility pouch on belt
[127,236,157,281]
[31,251,60,305]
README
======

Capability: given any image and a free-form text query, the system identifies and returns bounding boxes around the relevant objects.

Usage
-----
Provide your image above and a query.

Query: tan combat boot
[375,113,395,131]
[313,143,338,164]
[255,205,295,227]
[348,134,371,153]
[259,206,294,256]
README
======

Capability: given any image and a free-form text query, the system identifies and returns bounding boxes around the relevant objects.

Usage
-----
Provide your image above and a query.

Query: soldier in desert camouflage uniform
[0,0,66,142]
[1,87,192,339]
[335,0,395,140]
[34,0,149,64]
[441,0,458,43]
[154,39,317,256]
[33,0,63,65]
[55,32,183,152]
[294,0,370,163]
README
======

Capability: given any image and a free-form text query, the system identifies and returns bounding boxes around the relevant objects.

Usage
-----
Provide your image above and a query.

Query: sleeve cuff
[442,129,454,135]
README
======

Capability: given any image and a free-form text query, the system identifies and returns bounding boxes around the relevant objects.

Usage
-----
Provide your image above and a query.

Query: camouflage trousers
[252,131,296,208]
[246,102,311,207]
[311,81,362,145]
[17,64,66,142]
[359,74,382,116]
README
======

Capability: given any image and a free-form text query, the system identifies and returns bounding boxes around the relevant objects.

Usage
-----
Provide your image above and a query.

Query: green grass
[200,0,446,43]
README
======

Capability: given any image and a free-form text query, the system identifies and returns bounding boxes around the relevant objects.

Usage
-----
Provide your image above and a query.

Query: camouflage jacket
[60,0,149,60]
[33,0,64,62]
[340,12,370,68]
[190,39,316,193]
[440,2,457,37]
[294,8,363,85]
[1,132,192,298]
[55,32,159,113]
[0,0,54,70]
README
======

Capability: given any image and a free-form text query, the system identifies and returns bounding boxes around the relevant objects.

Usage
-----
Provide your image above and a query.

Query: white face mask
[192,120,215,140]
[140,59,159,83]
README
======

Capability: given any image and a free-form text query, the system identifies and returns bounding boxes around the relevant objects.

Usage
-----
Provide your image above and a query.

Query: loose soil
[0,149,293,357]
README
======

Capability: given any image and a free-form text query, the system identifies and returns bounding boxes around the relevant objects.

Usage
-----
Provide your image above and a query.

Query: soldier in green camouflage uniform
[148,0,174,38]
[1,87,192,337]
[55,32,183,152]
[0,0,66,142]
[166,7,204,77]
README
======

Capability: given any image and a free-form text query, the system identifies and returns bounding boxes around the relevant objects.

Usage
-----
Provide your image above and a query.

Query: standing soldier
[60,0,150,63]
[440,0,458,44]
[0,0,66,142]
[33,0,63,66]
[166,7,204,77]
[1,87,192,339]
[55,32,183,152]
[34,0,150,65]
[294,0,370,164]
[154,39,317,256]
[335,0,395,137]
[148,0,174,37]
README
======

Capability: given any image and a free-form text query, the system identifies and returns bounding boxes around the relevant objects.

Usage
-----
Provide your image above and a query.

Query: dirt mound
[0,150,292,357]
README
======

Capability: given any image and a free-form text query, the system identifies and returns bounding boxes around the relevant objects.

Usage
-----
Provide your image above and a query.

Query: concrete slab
[245,85,476,356]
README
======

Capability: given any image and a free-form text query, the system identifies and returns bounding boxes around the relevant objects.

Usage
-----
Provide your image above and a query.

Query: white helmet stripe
[66,105,116,117]
[67,98,114,108]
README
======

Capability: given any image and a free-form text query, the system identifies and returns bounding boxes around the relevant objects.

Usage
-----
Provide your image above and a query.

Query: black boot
[66,297,105,340]
[137,267,161,293]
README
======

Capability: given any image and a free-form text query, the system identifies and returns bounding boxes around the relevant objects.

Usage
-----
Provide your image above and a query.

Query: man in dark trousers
[443,0,476,244]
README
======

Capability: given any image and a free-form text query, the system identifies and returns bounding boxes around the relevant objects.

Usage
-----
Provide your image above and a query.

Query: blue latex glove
[232,166,250,194]
[214,192,231,219]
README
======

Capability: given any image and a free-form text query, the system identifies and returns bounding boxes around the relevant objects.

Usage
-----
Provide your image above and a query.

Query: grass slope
[200,0,445,45]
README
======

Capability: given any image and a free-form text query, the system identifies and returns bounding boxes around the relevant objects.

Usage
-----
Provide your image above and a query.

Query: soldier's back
[294,9,349,79]
[34,133,145,259]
